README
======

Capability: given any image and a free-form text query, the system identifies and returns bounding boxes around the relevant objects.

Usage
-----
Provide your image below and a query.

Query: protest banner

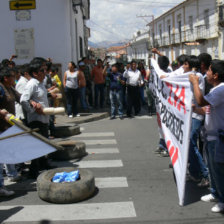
[150,58,193,206]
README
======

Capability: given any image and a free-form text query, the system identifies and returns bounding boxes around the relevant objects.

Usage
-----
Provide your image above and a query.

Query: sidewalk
[55,108,110,126]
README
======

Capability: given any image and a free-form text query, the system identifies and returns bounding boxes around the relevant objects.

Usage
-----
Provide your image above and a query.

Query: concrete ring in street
[51,141,87,161]
[37,167,95,204]
[53,125,81,138]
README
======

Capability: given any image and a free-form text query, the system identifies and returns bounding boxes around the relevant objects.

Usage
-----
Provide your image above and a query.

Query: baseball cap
[79,62,85,66]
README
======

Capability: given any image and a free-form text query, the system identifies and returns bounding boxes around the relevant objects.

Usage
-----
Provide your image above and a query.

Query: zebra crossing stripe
[87,147,119,154]
[95,177,128,188]
[74,132,115,138]
[73,160,123,168]
[135,115,152,119]
[78,139,117,145]
[1,202,136,222]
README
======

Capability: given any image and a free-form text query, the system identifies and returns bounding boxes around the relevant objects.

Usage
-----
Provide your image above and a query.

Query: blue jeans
[188,118,208,179]
[0,164,18,187]
[110,90,123,117]
[206,140,224,203]
[94,84,104,108]
[65,87,79,116]
[140,86,146,105]
[159,138,167,151]
[79,87,88,110]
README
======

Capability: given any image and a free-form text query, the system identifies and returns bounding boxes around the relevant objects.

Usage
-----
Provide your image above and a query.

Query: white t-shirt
[65,70,78,89]
[123,69,141,86]
[15,76,28,119]
[191,72,205,121]
[204,83,224,141]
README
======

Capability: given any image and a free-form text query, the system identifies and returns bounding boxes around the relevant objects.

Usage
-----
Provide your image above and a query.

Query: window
[177,14,182,42]
[79,36,83,58]
[204,9,209,29]
[219,5,224,21]
[189,16,193,33]
[159,24,162,45]
[167,20,171,44]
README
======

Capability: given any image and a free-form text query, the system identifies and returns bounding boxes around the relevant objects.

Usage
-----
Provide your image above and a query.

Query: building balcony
[195,25,210,42]
[183,29,195,42]
[162,36,170,46]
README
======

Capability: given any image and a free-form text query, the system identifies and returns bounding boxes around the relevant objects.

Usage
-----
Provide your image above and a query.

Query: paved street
[1,112,224,223]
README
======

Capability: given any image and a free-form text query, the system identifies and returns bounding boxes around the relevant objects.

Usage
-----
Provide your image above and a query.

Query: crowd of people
[150,48,224,213]
[0,50,224,214]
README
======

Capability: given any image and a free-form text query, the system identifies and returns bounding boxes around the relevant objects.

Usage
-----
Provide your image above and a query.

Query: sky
[87,0,184,43]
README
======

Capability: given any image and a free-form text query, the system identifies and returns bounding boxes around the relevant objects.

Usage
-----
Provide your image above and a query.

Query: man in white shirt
[15,64,31,124]
[20,63,52,178]
[123,60,142,117]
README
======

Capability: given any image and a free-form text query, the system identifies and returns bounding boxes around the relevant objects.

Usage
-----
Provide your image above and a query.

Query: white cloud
[87,0,183,43]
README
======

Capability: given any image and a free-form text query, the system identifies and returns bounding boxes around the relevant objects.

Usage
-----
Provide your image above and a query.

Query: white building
[147,0,224,61]
[127,30,151,66]
[0,0,90,73]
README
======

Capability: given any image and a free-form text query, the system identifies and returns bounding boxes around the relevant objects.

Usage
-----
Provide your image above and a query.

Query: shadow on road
[0,206,23,223]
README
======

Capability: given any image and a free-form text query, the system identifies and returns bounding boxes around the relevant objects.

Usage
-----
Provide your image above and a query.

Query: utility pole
[137,15,155,59]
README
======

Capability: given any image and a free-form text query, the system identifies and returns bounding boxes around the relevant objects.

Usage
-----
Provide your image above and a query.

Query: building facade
[0,0,90,73]
[147,0,224,61]
[126,31,151,66]
[107,45,129,65]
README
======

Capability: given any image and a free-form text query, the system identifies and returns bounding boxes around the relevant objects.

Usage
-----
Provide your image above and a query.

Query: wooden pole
[11,120,64,151]
[0,128,39,141]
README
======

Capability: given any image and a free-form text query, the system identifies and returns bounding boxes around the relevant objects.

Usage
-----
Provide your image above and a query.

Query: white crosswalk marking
[1,202,136,222]
[74,132,115,137]
[87,147,119,154]
[74,159,123,168]
[135,115,152,119]
[95,177,128,188]
[80,139,117,145]
[1,130,137,223]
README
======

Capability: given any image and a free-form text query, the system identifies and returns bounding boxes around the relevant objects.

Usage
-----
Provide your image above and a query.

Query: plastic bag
[52,170,80,183]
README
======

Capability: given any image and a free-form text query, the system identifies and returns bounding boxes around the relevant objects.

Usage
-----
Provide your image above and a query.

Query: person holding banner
[183,56,209,188]
[189,59,224,213]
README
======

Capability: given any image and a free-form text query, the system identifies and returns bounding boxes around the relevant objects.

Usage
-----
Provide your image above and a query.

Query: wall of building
[147,0,222,62]
[0,0,88,74]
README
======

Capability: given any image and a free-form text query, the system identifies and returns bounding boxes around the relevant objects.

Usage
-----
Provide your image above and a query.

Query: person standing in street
[63,62,80,117]
[0,109,16,197]
[123,60,142,118]
[91,59,107,109]
[15,64,32,125]
[82,57,93,108]
[20,63,54,178]
[0,68,22,184]
[78,62,88,111]
[108,64,124,119]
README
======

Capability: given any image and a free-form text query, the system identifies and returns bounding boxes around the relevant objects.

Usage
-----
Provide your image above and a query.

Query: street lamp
[72,0,82,14]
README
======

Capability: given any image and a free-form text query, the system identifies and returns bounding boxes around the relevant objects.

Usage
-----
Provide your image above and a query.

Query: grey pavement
[0,111,224,223]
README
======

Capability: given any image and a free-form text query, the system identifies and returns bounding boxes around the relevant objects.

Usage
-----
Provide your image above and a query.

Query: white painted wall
[147,0,222,61]
[0,0,88,74]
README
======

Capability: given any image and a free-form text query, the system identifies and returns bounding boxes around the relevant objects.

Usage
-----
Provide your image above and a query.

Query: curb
[55,112,109,126]
[53,125,81,138]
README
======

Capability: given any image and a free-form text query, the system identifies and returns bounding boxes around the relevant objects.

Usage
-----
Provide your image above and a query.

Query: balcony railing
[195,25,210,40]
[151,23,217,48]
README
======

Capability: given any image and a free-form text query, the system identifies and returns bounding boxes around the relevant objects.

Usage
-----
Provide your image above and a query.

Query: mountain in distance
[88,40,130,49]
